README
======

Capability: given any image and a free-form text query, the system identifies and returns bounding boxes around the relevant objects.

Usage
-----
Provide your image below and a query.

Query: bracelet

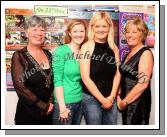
[124,100,128,106]
[112,96,115,102]
[109,96,115,103]
[59,108,67,114]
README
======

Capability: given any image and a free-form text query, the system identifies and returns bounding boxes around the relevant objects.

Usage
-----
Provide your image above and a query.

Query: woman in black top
[80,12,120,125]
[117,17,154,125]
[11,16,54,125]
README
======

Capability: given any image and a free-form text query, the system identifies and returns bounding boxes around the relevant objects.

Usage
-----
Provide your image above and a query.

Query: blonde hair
[64,19,88,45]
[88,12,116,50]
[125,17,148,44]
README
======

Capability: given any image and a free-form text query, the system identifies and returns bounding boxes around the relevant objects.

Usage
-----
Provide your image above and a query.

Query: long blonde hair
[88,12,116,50]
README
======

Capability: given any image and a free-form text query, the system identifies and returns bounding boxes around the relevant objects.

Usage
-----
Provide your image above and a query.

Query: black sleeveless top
[82,42,117,97]
[119,47,152,125]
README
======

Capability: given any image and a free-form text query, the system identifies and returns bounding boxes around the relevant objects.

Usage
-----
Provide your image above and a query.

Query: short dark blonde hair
[125,17,148,44]
[24,15,47,30]
[64,19,88,45]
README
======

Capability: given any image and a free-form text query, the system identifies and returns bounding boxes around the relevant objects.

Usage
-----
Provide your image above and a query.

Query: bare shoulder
[139,49,154,68]
[141,49,154,60]
[81,40,95,54]
[81,40,94,49]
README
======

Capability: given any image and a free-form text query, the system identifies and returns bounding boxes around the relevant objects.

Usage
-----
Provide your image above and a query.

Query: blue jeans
[52,102,82,125]
[82,93,118,125]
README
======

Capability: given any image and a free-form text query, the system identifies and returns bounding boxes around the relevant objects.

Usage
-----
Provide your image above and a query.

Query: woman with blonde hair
[52,19,87,125]
[117,17,154,125]
[80,12,120,125]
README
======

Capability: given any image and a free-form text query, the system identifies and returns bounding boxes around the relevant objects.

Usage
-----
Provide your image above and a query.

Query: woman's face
[27,25,46,46]
[125,24,143,47]
[92,19,110,42]
[69,24,86,45]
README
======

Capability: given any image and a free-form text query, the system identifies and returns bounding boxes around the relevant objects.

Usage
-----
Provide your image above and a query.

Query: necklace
[25,51,51,88]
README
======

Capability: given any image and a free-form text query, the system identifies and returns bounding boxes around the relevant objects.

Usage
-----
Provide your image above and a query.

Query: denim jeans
[52,102,82,125]
[82,93,118,125]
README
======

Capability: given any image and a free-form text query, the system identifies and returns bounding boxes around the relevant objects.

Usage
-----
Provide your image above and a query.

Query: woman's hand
[59,108,71,123]
[101,98,113,109]
[47,103,54,115]
[107,96,115,104]
[117,95,122,110]
[118,99,128,110]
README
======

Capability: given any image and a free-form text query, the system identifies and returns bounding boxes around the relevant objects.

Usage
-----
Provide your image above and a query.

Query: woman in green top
[52,19,87,125]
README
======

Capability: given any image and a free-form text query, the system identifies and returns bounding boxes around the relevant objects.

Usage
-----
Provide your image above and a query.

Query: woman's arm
[55,87,66,112]
[119,50,154,110]
[116,86,123,110]
[11,52,49,114]
[55,87,70,122]
[52,48,70,119]
[80,42,112,109]
[108,46,121,103]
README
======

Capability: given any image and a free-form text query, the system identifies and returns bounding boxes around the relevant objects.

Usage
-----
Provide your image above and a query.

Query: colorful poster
[5,9,33,50]
[42,17,64,31]
[6,72,15,91]
[6,51,15,91]
[5,31,28,50]
[144,14,155,48]
[50,31,64,46]
[119,12,143,61]
[42,18,64,49]
[5,15,26,31]
[5,8,34,15]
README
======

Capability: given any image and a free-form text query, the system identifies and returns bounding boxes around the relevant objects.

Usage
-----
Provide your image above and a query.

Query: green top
[52,44,82,103]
